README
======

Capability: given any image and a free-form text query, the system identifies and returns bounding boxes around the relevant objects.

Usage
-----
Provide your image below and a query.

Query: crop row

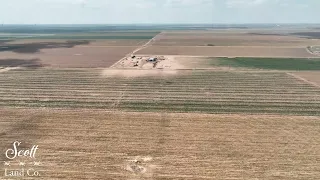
[1,101,318,116]
[0,69,319,115]
[0,94,318,101]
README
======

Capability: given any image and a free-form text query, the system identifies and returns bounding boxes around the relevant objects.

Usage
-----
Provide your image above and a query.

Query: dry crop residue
[0,109,319,179]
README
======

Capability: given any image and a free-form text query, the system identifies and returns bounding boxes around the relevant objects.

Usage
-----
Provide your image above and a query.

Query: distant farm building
[148,57,158,62]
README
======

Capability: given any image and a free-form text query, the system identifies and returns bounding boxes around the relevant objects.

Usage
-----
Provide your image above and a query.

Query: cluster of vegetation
[211,57,320,70]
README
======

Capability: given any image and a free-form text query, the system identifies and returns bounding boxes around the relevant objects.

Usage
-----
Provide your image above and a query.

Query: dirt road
[110,32,162,68]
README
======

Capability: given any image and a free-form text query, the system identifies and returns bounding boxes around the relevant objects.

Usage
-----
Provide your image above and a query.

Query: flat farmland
[153,31,320,46]
[0,46,138,68]
[0,109,319,179]
[1,27,320,180]
[291,72,320,86]
[0,31,159,68]
[0,69,319,115]
[0,32,159,40]
[173,57,320,70]
[137,46,316,58]
[6,39,148,46]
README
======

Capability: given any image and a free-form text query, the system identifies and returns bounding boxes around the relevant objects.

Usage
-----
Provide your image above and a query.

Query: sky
[0,0,319,24]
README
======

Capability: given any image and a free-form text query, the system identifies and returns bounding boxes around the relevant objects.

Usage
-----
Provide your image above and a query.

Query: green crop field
[0,69,319,115]
[210,57,320,70]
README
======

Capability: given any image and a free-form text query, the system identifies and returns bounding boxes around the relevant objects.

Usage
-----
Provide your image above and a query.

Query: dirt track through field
[110,32,162,68]
[0,108,319,179]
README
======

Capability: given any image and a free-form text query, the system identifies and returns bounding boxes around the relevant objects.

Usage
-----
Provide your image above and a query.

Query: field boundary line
[137,45,314,48]
[2,107,319,119]
[110,32,163,68]
[287,72,320,88]
[77,45,142,48]
[134,54,320,58]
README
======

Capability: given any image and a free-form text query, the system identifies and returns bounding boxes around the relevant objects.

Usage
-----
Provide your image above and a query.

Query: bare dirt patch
[102,69,177,77]
[137,46,316,58]
[153,31,320,46]
[307,46,320,55]
[173,56,213,69]
[113,55,185,70]
[0,46,138,68]
[290,72,320,87]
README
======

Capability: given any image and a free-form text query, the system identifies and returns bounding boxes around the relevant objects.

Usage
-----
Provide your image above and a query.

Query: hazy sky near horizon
[0,0,319,24]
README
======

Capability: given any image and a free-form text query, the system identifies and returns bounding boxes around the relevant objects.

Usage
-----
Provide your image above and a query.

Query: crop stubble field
[0,109,319,179]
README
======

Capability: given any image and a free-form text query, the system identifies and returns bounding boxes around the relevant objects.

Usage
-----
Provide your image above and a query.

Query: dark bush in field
[0,58,43,67]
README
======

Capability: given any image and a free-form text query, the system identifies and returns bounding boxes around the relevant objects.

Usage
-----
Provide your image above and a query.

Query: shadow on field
[0,40,13,45]
[0,40,91,53]
[248,33,287,36]
[0,58,43,68]
[248,32,320,39]
[291,32,320,39]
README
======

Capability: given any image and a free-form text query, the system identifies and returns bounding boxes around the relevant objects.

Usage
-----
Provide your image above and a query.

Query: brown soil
[290,72,320,87]
[0,108,319,179]
[154,32,320,46]
[173,56,213,69]
[112,56,185,70]
[0,46,138,68]
[102,69,177,77]
[7,39,148,46]
[137,46,316,58]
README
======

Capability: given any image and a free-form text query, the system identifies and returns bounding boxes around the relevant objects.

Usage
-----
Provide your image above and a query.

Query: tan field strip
[0,46,139,68]
[137,46,316,58]
[6,39,148,46]
[290,72,320,87]
[153,31,320,46]
[0,108,319,179]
